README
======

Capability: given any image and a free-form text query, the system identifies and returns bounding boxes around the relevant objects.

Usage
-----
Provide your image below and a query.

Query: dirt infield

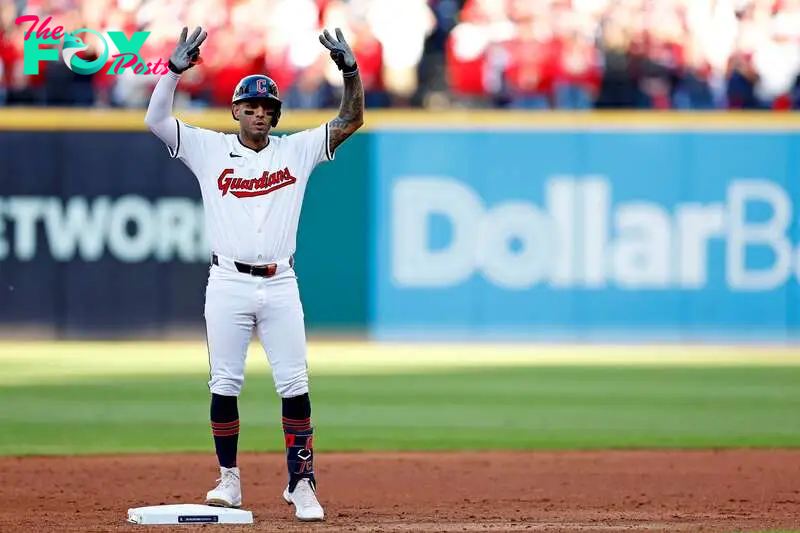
[0,450,798,532]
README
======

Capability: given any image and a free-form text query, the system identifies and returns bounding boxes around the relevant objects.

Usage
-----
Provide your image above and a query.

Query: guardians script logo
[217,168,297,198]
[15,15,172,75]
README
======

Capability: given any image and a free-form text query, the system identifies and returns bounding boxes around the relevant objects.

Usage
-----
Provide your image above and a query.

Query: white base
[127,504,254,525]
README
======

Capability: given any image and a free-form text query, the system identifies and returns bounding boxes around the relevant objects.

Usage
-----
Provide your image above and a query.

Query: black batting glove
[168,26,207,74]
[319,28,358,76]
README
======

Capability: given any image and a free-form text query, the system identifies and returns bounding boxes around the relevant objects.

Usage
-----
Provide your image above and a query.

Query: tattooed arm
[319,28,365,153]
[329,71,365,152]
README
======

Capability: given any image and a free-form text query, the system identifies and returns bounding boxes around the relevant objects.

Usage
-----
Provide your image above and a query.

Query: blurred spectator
[364,0,436,106]
[503,2,558,109]
[594,5,642,109]
[553,25,601,110]
[1,0,800,110]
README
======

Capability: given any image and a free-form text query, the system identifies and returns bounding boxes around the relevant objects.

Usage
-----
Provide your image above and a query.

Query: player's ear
[231,104,240,122]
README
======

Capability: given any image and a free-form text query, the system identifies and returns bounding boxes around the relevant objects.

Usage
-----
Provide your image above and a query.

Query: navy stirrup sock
[282,393,315,492]
[210,393,240,468]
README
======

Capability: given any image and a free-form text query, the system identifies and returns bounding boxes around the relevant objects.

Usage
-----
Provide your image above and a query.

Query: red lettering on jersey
[217,168,235,196]
[216,167,297,198]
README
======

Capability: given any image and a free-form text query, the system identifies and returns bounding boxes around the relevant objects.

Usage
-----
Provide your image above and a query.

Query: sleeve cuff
[325,122,335,161]
[168,118,180,158]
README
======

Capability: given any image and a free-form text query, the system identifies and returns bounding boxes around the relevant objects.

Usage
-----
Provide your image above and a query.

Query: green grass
[1,341,799,456]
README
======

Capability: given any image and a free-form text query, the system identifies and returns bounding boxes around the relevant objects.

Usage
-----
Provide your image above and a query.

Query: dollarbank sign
[15,15,171,75]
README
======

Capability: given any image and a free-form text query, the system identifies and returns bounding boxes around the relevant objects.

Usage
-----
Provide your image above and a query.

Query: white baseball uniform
[144,71,334,399]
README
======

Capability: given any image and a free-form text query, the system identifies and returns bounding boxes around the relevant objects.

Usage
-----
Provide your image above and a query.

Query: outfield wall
[0,110,798,341]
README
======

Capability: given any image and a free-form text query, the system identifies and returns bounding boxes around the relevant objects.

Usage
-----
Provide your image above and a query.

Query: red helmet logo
[256,78,267,94]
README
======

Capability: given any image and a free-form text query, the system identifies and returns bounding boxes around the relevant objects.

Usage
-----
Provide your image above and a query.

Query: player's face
[235,100,277,137]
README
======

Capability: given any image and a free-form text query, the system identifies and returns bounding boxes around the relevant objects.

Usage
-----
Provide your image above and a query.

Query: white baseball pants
[203,256,308,398]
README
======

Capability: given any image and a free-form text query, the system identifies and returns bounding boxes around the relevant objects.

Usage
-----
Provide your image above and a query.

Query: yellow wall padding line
[3,108,800,132]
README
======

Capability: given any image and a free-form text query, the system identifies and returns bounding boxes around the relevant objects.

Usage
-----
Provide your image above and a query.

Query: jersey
[167,120,334,264]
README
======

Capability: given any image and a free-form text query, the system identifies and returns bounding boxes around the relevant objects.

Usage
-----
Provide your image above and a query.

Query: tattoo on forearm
[329,73,364,152]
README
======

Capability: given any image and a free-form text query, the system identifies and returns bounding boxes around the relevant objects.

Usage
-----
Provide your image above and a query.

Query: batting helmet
[231,74,282,127]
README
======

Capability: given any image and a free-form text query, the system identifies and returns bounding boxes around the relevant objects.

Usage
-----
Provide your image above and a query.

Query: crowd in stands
[1,0,799,110]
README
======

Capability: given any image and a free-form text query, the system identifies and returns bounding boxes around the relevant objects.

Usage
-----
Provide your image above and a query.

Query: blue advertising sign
[371,129,800,342]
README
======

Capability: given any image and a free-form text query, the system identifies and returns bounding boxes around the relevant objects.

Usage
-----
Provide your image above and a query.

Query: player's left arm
[319,28,364,154]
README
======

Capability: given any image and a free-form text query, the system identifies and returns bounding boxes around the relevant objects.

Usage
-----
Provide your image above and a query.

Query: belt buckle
[249,264,260,277]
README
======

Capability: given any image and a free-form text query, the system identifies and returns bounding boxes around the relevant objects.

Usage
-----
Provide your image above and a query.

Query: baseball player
[144,26,364,521]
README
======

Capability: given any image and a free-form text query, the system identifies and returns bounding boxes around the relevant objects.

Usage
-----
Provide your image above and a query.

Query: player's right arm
[144,27,207,159]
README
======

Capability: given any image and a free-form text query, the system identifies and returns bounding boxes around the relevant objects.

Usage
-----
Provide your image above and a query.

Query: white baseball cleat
[205,466,242,508]
[282,478,325,521]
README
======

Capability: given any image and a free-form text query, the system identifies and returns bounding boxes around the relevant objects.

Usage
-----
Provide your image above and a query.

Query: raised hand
[319,28,358,76]
[168,26,208,74]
